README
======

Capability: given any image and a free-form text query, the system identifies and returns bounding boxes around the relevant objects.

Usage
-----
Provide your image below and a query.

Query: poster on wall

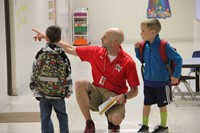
[48,0,56,24]
[147,0,171,19]
[15,0,28,31]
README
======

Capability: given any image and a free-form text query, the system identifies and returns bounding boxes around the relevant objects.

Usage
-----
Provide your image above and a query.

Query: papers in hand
[98,97,116,115]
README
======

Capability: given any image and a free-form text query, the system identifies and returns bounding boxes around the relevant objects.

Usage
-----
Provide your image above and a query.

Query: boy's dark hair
[141,18,161,33]
[46,25,61,43]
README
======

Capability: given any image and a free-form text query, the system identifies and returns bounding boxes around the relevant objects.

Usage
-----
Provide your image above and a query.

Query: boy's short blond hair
[141,18,161,33]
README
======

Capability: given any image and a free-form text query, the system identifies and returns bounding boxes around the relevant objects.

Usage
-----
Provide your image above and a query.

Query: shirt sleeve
[166,43,183,78]
[76,46,97,62]
[134,48,141,62]
[125,60,140,87]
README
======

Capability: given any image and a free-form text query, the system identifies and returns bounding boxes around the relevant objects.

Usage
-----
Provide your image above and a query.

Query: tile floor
[0,42,200,133]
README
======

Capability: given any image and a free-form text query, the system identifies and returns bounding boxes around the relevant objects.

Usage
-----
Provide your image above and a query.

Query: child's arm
[166,44,183,84]
[134,42,142,62]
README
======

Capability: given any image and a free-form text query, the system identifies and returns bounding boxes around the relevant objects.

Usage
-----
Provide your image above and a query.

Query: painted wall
[194,0,200,50]
[72,0,195,43]
[0,0,8,100]
[9,0,71,95]
[10,0,54,95]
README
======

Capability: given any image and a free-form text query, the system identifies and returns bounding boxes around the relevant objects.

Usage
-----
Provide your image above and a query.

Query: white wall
[72,0,195,43]
[0,0,8,99]
[56,0,71,42]
[194,19,200,50]
[10,0,56,95]
[194,0,200,50]
[9,0,70,95]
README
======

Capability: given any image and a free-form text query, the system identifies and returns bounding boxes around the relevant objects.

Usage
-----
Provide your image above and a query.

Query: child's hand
[134,42,141,48]
[65,94,71,98]
[170,76,179,85]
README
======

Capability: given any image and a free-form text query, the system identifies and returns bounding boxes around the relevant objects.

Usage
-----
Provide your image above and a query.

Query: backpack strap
[139,41,146,80]
[139,41,146,64]
[35,48,43,59]
[159,39,173,76]
[159,39,168,64]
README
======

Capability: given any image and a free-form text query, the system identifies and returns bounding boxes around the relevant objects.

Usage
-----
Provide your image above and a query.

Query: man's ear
[112,40,118,45]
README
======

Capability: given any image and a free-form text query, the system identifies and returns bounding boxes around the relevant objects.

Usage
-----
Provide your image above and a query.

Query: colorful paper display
[147,0,171,19]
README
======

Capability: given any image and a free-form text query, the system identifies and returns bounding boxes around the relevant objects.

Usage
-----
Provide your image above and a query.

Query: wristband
[123,93,128,100]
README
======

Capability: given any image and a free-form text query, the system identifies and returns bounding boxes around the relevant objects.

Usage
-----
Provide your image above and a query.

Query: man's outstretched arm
[32,29,78,56]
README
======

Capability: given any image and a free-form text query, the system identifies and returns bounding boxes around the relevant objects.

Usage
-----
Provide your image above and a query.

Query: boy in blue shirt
[134,18,182,133]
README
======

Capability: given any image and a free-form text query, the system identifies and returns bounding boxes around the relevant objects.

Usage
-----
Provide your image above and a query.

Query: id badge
[99,76,106,85]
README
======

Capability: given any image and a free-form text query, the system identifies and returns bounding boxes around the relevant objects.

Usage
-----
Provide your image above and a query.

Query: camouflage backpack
[30,44,72,98]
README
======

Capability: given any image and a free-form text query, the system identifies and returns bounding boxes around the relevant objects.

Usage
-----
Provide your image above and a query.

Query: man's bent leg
[75,80,96,133]
[107,112,123,126]
[75,80,92,120]
[107,112,122,132]
[106,102,125,132]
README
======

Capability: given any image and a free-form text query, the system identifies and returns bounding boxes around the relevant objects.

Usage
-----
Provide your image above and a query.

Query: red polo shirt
[76,45,140,94]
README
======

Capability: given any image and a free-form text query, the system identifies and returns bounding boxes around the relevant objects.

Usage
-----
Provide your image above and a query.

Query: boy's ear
[57,38,61,42]
[46,37,49,42]
[151,30,157,36]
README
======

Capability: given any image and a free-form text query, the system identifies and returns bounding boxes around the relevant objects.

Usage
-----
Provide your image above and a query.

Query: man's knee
[112,119,122,126]
[108,113,123,125]
[75,80,89,93]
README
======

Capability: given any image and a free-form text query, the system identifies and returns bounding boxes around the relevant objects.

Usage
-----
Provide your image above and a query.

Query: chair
[173,51,200,100]
[188,51,200,76]
[187,51,200,86]
[173,75,197,100]
[173,76,197,100]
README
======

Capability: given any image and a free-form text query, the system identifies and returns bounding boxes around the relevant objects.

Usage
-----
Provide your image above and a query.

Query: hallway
[0,42,200,133]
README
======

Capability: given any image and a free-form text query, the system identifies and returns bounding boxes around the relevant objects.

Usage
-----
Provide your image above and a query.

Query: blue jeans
[39,97,69,133]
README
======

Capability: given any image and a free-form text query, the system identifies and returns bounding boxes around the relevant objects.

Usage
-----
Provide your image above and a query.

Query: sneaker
[84,120,95,133]
[108,120,120,132]
[137,125,149,133]
[151,125,168,133]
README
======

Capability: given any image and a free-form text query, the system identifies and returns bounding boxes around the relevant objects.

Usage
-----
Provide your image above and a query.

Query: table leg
[196,68,199,92]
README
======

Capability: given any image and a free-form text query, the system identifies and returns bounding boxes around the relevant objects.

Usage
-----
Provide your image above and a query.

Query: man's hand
[32,29,47,41]
[114,94,126,104]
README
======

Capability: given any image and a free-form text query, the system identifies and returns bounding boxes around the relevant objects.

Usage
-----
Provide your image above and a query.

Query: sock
[86,119,93,123]
[142,115,149,126]
[160,112,167,127]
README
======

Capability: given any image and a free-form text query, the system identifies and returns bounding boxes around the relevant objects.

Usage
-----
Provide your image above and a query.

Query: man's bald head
[106,28,124,45]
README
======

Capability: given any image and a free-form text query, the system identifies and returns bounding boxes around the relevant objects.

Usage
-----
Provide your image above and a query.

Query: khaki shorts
[88,82,125,118]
